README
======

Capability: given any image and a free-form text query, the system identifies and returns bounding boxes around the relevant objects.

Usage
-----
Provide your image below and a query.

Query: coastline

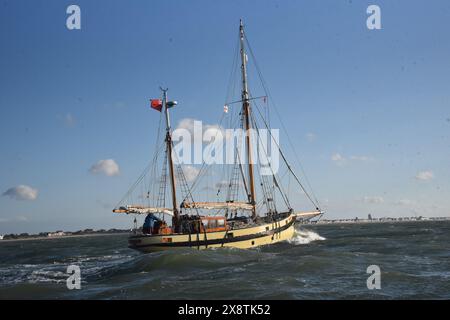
[303,217,450,226]
[0,232,129,243]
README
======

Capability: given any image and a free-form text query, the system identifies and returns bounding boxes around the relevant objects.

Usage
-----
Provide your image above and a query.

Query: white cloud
[176,118,197,132]
[331,153,344,161]
[331,153,346,165]
[362,196,384,204]
[182,165,199,182]
[2,185,38,201]
[332,153,374,166]
[415,170,434,181]
[89,159,120,176]
[306,133,317,142]
[175,118,226,143]
[65,113,76,127]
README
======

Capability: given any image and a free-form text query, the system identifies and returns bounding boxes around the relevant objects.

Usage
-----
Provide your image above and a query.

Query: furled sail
[113,205,174,216]
[181,201,253,211]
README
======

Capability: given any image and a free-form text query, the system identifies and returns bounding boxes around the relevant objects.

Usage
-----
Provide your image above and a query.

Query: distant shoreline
[303,217,450,226]
[0,232,129,243]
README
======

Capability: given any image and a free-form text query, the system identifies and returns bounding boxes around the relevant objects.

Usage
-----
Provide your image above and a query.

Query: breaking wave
[288,229,326,245]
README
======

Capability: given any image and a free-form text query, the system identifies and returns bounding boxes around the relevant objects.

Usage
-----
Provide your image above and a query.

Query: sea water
[0,221,449,299]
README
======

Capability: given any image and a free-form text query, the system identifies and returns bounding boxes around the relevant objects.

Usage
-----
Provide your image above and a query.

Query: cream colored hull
[128,214,296,252]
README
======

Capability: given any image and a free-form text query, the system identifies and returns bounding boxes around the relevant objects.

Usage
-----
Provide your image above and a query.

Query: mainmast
[161,88,180,230]
[239,20,257,219]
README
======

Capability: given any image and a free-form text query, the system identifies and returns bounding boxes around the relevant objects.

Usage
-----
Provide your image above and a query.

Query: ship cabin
[178,214,228,234]
[200,216,228,233]
[144,214,228,235]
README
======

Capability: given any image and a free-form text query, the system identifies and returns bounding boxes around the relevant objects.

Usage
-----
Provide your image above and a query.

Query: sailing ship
[113,20,323,252]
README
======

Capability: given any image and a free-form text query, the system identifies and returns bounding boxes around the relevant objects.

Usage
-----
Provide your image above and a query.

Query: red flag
[150,99,162,112]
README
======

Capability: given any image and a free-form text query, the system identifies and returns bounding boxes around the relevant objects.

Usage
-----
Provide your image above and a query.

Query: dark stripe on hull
[129,217,295,250]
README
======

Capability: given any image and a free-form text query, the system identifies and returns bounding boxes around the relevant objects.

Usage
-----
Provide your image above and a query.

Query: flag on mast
[150,99,163,112]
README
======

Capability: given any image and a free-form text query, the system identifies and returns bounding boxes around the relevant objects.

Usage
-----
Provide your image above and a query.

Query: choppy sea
[0,221,449,299]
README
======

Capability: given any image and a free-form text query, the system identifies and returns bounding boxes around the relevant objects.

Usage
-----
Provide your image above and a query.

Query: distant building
[368,214,372,220]
[0,235,4,240]
[47,231,66,237]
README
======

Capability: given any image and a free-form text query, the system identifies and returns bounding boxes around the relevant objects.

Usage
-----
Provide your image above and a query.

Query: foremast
[239,20,257,220]
[161,88,180,231]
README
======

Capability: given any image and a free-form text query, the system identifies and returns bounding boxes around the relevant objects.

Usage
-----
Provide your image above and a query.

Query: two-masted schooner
[113,21,323,252]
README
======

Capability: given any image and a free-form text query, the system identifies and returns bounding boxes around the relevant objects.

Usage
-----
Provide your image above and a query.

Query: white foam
[288,229,326,245]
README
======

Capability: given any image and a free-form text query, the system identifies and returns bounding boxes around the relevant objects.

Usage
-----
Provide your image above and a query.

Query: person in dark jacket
[143,214,160,234]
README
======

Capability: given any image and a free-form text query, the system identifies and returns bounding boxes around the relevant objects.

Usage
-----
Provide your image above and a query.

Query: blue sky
[1,0,449,234]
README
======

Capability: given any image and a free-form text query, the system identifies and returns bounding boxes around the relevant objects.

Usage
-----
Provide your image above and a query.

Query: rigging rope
[250,110,291,210]
[113,141,166,209]
[114,109,165,210]
[244,34,321,209]
[252,100,320,210]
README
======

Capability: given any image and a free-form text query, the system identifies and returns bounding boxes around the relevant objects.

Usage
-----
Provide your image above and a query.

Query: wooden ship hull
[128,213,295,252]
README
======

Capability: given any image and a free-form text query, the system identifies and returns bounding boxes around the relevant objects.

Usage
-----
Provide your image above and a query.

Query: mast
[161,87,180,230]
[239,20,257,219]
